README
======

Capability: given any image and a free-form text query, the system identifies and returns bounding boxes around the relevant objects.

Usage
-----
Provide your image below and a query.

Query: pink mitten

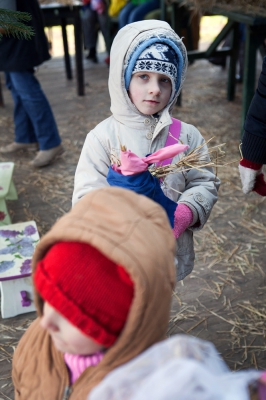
[239,158,264,194]
[258,371,266,399]
[173,203,193,239]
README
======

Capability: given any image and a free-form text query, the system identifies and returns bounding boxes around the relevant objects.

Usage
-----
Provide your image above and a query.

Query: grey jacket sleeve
[178,125,220,230]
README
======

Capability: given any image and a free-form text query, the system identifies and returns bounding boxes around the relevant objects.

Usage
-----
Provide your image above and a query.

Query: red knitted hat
[34,241,134,347]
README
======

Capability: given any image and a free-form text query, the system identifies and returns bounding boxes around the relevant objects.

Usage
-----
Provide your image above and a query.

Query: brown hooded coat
[12,187,176,400]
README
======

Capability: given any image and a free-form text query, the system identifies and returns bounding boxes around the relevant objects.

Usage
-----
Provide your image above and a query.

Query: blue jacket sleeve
[107,167,177,228]
[242,56,266,164]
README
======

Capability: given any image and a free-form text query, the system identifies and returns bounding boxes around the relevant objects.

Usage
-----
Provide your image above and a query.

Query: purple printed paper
[0,221,39,281]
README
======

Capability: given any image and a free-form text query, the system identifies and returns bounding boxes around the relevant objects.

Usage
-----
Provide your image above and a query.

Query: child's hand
[173,204,193,238]
[239,158,266,196]
[106,167,177,227]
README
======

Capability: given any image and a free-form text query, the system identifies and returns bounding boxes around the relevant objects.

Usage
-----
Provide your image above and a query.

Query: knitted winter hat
[34,241,134,347]
[125,40,184,101]
[134,43,178,89]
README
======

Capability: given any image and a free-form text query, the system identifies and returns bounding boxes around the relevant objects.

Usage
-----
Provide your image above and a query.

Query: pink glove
[239,158,266,196]
[258,371,266,399]
[173,204,193,239]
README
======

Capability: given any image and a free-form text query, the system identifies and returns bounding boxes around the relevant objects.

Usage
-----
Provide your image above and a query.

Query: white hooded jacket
[73,20,220,280]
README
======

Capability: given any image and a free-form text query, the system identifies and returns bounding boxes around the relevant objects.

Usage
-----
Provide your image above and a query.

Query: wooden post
[74,6,84,96]
[61,17,73,80]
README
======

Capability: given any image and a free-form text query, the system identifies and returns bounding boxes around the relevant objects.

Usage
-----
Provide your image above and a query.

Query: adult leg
[4,72,38,146]
[7,71,61,151]
[97,11,110,52]
[118,3,137,29]
[0,72,39,153]
[81,7,99,61]
[127,0,160,23]
[4,71,63,167]
[237,23,246,82]
[97,11,111,64]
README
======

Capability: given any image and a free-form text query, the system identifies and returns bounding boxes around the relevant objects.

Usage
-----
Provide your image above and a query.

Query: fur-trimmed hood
[108,20,188,129]
[13,188,176,399]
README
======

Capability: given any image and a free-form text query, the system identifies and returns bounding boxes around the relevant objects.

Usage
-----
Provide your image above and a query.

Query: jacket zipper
[62,355,72,400]
[62,386,72,400]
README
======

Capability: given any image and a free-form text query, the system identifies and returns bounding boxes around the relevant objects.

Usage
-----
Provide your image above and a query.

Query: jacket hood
[108,20,188,127]
[32,187,176,392]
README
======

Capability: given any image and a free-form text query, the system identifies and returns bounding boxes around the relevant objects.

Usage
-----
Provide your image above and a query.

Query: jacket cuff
[242,131,266,165]
[239,158,262,170]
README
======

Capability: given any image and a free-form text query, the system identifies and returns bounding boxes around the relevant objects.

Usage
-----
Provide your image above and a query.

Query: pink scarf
[64,351,104,384]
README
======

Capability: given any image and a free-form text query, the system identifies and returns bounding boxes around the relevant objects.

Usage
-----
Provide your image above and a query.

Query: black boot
[208,56,226,69]
[86,47,98,63]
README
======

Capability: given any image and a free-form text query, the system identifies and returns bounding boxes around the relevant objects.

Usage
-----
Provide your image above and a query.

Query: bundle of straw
[111,138,227,179]
[149,138,226,179]
[39,0,74,5]
[177,0,266,17]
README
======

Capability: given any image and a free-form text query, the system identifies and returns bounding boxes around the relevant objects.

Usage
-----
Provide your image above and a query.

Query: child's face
[128,71,172,115]
[40,302,104,355]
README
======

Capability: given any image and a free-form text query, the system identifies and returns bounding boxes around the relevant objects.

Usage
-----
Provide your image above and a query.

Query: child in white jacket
[73,20,220,281]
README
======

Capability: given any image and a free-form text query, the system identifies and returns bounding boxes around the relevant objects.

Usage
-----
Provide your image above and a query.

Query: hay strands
[39,0,74,4]
[176,0,266,18]
[149,137,229,179]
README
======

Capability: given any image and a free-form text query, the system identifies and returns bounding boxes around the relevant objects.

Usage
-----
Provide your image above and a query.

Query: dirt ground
[0,44,266,398]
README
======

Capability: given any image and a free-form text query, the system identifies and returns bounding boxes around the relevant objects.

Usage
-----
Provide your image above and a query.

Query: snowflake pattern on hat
[124,28,188,100]
[132,43,178,87]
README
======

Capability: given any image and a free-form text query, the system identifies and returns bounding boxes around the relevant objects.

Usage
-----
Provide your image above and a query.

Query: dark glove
[107,167,177,227]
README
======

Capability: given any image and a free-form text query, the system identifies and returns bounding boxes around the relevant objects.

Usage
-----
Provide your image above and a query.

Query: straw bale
[38,0,74,5]
[178,0,266,17]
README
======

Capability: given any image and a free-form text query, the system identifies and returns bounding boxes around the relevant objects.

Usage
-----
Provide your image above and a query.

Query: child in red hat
[35,241,134,383]
[12,187,176,399]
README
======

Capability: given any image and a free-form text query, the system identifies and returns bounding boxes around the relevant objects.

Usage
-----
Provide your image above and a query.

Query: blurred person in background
[118,0,160,29]
[239,56,266,196]
[81,0,110,64]
[0,0,63,168]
